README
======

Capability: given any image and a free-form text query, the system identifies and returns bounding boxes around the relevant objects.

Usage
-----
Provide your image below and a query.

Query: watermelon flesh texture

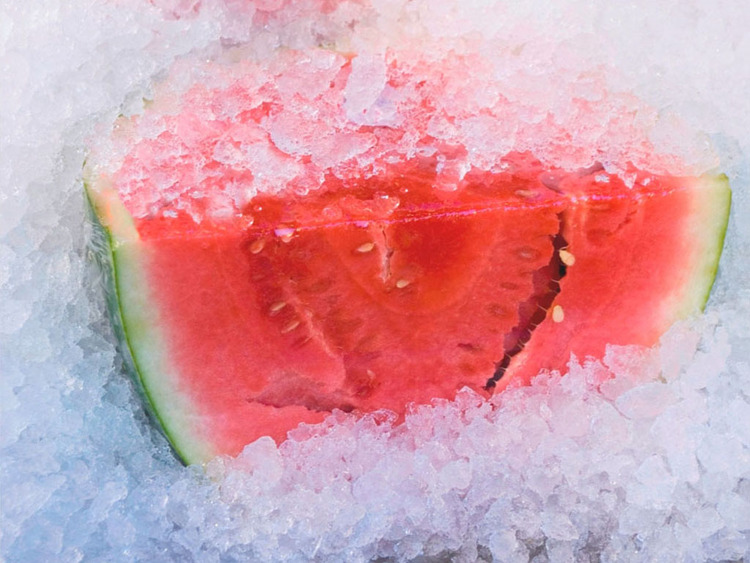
[86,155,730,465]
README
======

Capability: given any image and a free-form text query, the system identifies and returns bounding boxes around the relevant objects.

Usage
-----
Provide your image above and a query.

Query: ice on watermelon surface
[3,0,750,561]
[85,44,729,463]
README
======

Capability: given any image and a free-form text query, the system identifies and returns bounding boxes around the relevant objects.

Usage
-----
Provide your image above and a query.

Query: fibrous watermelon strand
[485,213,568,390]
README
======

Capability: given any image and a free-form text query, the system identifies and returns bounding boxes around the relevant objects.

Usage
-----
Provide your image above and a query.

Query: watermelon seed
[357,242,375,253]
[249,238,266,254]
[269,301,287,315]
[281,319,301,334]
[396,279,410,289]
[514,189,538,199]
[275,227,295,242]
[552,305,565,323]
[559,248,576,266]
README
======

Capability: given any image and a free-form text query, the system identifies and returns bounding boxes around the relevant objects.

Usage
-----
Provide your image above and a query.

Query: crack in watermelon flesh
[86,153,730,464]
[487,214,568,390]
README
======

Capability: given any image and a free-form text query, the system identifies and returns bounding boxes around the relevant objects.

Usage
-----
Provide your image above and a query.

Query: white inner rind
[85,176,216,465]
[672,174,731,317]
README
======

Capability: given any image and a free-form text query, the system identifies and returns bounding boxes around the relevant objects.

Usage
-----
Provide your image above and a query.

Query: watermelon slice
[85,50,731,465]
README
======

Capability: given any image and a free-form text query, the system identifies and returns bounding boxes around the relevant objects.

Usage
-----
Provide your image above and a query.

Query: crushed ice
[2,0,749,561]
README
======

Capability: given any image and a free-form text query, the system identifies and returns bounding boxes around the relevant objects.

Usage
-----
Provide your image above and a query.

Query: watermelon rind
[84,175,215,465]
[677,173,731,314]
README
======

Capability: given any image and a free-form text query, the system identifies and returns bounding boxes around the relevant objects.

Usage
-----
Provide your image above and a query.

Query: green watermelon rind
[84,176,214,465]
[670,173,731,319]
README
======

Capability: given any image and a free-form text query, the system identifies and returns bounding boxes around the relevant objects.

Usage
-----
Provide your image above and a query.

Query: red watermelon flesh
[84,50,730,465]
[86,153,729,464]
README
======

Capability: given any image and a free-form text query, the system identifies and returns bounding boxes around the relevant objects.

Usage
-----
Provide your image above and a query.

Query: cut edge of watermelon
[84,174,216,464]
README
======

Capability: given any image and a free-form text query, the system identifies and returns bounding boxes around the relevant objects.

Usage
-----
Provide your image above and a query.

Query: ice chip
[344,52,389,126]
[233,436,284,484]
[627,455,676,509]
[658,321,701,382]
[488,530,525,560]
[688,506,725,539]
[615,382,677,420]
[697,433,748,477]
[717,493,750,532]
[0,296,30,335]
[541,511,579,541]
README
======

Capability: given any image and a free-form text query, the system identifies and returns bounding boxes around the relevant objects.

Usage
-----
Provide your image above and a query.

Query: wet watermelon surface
[115,152,726,460]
